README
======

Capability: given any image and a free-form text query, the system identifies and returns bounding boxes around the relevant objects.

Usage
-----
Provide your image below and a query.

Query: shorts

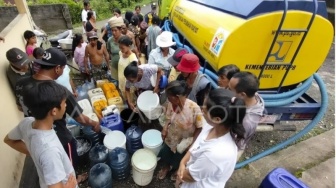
[91,63,108,81]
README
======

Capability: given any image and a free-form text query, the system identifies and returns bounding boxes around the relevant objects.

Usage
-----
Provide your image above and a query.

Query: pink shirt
[26,45,35,56]
[74,42,87,71]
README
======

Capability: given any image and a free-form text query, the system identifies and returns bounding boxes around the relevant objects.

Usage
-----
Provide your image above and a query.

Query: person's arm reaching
[103,44,111,71]
[84,46,90,74]
[4,135,30,155]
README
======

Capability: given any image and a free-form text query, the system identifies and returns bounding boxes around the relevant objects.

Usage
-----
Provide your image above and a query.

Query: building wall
[0,0,34,187]
[0,4,72,33]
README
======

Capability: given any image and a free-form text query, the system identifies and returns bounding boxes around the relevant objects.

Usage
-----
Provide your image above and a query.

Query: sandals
[77,172,88,184]
[158,166,172,180]
[170,170,177,181]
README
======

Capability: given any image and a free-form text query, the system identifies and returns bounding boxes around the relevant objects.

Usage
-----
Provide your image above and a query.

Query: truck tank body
[169,0,334,89]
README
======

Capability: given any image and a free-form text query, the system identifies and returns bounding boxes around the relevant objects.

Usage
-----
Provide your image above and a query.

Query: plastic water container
[89,144,109,167]
[108,147,131,180]
[120,109,139,131]
[102,105,120,117]
[132,149,157,186]
[101,113,124,132]
[76,136,92,166]
[82,113,101,145]
[260,168,309,188]
[77,99,93,115]
[83,81,95,92]
[76,85,89,101]
[125,125,143,155]
[141,129,163,156]
[66,124,80,137]
[103,131,126,151]
[137,91,163,120]
[88,163,112,188]
[107,96,124,111]
[88,88,104,99]
[90,94,107,106]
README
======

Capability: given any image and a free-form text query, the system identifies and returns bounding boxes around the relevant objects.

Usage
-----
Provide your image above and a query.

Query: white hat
[156,31,176,48]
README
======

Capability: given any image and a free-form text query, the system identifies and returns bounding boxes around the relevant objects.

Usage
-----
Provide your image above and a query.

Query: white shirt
[181,123,237,188]
[148,47,175,71]
[8,117,75,188]
[56,65,73,94]
[81,9,88,33]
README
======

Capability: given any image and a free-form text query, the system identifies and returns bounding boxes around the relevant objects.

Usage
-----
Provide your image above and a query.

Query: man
[15,48,100,184]
[81,1,92,34]
[144,2,157,26]
[5,82,77,188]
[6,48,32,92]
[228,71,265,159]
[84,31,111,81]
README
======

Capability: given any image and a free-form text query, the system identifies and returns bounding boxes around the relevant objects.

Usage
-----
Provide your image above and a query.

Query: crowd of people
[2,1,266,188]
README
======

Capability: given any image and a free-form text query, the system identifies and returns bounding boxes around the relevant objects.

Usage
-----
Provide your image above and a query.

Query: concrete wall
[0,0,34,187]
[0,4,72,33]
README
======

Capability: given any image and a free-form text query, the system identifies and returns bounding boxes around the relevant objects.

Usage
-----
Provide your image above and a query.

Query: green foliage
[23,0,151,24]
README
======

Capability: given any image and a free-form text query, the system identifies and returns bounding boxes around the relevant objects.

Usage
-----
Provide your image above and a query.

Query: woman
[106,16,124,80]
[217,64,240,88]
[158,80,204,181]
[146,15,161,59]
[85,11,97,33]
[118,35,138,98]
[148,31,175,75]
[176,88,246,188]
[124,62,162,111]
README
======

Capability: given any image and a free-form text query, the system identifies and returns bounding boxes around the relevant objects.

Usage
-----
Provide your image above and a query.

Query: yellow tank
[169,0,334,89]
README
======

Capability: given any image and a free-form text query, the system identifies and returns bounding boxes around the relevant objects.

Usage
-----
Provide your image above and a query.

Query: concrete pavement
[226,129,335,188]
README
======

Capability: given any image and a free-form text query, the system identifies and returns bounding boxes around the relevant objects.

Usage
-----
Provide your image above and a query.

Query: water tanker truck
[158,0,334,168]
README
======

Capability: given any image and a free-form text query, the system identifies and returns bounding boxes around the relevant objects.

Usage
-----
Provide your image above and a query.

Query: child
[32,47,44,74]
[118,35,138,98]
[23,30,37,59]
[4,82,77,188]
[217,64,240,89]
[72,33,90,82]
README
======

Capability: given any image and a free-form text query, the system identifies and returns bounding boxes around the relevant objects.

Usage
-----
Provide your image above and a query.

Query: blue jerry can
[101,113,124,132]
[260,168,309,188]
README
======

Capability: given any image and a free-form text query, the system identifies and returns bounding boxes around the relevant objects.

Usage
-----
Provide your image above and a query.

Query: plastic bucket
[141,129,163,156]
[131,149,157,186]
[120,109,139,131]
[103,131,126,151]
[137,91,162,120]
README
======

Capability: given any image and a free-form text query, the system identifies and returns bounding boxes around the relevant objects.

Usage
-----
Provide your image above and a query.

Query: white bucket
[137,91,162,120]
[88,88,104,99]
[66,124,80,137]
[77,99,93,116]
[132,149,157,186]
[103,131,126,151]
[141,129,163,156]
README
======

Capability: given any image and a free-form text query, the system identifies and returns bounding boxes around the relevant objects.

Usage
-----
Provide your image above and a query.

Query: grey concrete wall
[0,4,72,33]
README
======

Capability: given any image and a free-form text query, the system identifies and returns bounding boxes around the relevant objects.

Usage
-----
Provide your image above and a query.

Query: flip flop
[77,172,88,184]
[158,166,172,180]
[170,170,177,181]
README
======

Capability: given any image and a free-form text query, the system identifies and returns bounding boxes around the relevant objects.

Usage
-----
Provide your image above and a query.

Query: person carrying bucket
[157,80,204,181]
[124,61,162,112]
[176,88,246,188]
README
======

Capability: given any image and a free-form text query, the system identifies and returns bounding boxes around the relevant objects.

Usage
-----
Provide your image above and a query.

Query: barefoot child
[4,82,77,188]
[73,33,90,82]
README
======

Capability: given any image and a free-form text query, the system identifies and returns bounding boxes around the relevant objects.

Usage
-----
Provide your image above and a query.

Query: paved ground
[67,4,335,187]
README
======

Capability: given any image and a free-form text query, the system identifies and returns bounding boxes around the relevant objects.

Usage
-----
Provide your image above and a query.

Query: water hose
[163,20,328,168]
[235,73,328,169]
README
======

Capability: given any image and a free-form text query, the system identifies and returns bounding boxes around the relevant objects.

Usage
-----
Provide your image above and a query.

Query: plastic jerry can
[101,113,124,132]
[260,168,309,188]
[88,88,104,99]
